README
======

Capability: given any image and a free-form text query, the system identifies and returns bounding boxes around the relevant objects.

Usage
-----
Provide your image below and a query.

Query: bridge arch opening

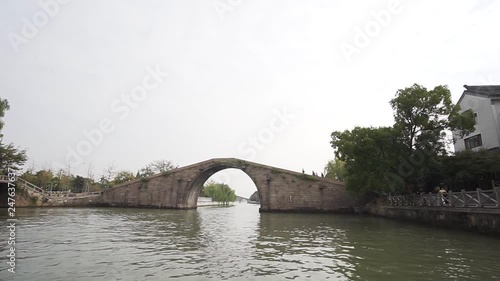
[186,166,261,208]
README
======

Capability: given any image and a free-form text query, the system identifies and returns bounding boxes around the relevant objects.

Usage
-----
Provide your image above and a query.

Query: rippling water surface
[1,204,499,280]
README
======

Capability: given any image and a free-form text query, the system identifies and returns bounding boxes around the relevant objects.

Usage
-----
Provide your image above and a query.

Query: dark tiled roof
[457,85,500,104]
[464,85,500,96]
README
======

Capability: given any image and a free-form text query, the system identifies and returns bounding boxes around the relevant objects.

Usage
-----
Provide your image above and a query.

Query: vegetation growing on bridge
[136,160,177,178]
[201,182,236,206]
[161,170,172,177]
[113,171,135,185]
[221,158,248,169]
[300,173,320,181]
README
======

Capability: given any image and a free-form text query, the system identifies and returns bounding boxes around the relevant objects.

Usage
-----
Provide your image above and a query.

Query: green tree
[203,182,236,206]
[34,169,54,189]
[113,171,135,185]
[72,175,86,193]
[439,150,500,191]
[331,126,402,194]
[20,165,37,183]
[99,164,116,189]
[22,168,61,190]
[50,176,61,191]
[0,98,27,172]
[0,98,9,134]
[136,159,177,178]
[324,159,346,181]
[202,181,218,198]
[330,84,476,195]
[389,84,474,156]
[0,143,27,172]
[21,167,100,192]
[56,169,74,191]
[388,84,475,192]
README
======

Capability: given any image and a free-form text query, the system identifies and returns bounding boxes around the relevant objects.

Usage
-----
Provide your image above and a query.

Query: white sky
[1,0,499,198]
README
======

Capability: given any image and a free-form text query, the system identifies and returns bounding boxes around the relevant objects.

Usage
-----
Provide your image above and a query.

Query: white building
[453,85,500,152]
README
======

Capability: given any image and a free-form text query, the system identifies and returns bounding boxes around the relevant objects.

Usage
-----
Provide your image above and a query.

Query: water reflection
[254,213,356,280]
[334,217,499,281]
[0,206,499,281]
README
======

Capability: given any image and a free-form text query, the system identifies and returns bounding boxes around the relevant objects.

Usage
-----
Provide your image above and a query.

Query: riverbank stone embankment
[368,205,500,235]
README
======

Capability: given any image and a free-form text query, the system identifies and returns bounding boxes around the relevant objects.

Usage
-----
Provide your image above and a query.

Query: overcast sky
[1,0,499,198]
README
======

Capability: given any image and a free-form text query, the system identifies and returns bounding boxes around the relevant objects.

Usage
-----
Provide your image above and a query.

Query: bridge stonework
[100,158,355,212]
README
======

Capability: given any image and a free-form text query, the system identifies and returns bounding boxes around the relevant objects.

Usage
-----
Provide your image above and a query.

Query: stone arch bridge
[101,158,355,212]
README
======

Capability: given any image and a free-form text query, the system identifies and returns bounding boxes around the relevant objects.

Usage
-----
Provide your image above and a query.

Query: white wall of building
[493,101,500,145]
[454,95,500,152]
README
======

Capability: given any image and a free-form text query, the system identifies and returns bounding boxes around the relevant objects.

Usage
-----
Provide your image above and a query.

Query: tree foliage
[34,169,54,188]
[331,126,402,194]
[18,160,177,192]
[331,84,476,195]
[324,159,346,181]
[20,168,101,192]
[53,169,75,191]
[72,175,86,193]
[433,150,500,192]
[203,182,236,206]
[389,84,474,156]
[0,98,9,134]
[113,171,135,185]
[136,159,177,178]
[0,143,28,171]
[0,98,27,172]
[99,164,117,189]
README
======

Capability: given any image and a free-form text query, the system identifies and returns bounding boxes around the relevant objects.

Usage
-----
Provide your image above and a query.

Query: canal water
[0,204,499,281]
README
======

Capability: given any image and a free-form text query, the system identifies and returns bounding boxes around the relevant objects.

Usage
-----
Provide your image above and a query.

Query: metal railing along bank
[387,187,500,208]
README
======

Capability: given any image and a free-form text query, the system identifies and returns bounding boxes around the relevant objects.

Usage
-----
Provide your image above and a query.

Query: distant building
[453,85,500,152]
